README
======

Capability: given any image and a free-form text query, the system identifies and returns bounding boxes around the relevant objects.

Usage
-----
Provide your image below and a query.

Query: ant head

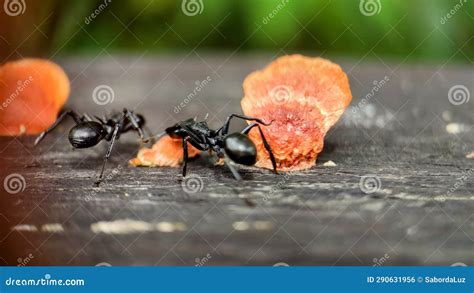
[165,125,178,138]
[165,118,194,139]
[224,133,257,166]
[165,124,186,139]
[68,122,106,149]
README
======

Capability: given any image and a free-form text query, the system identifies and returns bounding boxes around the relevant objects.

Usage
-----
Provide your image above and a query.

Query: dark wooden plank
[0,55,473,266]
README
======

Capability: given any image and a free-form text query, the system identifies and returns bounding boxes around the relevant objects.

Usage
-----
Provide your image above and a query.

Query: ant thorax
[186,121,214,138]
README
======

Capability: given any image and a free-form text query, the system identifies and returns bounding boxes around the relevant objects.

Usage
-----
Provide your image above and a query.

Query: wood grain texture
[0,55,473,266]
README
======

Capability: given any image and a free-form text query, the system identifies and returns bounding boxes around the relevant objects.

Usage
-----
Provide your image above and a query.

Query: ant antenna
[143,131,166,143]
[203,113,209,121]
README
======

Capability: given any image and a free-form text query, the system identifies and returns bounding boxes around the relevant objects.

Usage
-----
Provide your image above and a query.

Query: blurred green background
[3,0,474,62]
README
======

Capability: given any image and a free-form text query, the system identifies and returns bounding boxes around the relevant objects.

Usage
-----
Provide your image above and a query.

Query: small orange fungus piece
[130,135,201,167]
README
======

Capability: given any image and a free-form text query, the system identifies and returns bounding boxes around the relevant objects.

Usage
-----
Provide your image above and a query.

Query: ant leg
[83,113,94,121]
[182,137,190,177]
[242,123,278,174]
[123,109,146,140]
[221,114,273,135]
[224,156,242,180]
[241,123,257,135]
[143,125,156,143]
[181,137,208,176]
[93,115,105,124]
[34,110,84,146]
[94,124,120,186]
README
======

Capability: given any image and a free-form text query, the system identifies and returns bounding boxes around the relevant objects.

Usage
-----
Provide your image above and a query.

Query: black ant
[160,114,278,180]
[34,108,148,186]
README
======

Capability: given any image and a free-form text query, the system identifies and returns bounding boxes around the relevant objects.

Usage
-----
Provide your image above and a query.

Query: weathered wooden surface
[0,55,473,266]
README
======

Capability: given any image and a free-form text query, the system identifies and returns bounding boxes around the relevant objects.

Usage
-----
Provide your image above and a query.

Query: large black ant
[34,108,148,186]
[160,114,278,180]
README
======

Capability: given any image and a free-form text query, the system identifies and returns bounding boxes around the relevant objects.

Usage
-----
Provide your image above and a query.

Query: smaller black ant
[160,114,278,180]
[34,108,148,186]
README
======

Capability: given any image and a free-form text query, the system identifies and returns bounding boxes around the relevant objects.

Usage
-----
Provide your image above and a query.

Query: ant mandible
[34,108,148,186]
[162,114,278,180]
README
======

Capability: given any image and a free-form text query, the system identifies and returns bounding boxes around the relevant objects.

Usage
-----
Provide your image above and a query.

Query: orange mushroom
[0,58,70,136]
[241,54,352,171]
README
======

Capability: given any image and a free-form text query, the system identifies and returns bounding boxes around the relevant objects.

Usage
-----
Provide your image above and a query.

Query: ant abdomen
[224,133,257,166]
[68,121,106,149]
